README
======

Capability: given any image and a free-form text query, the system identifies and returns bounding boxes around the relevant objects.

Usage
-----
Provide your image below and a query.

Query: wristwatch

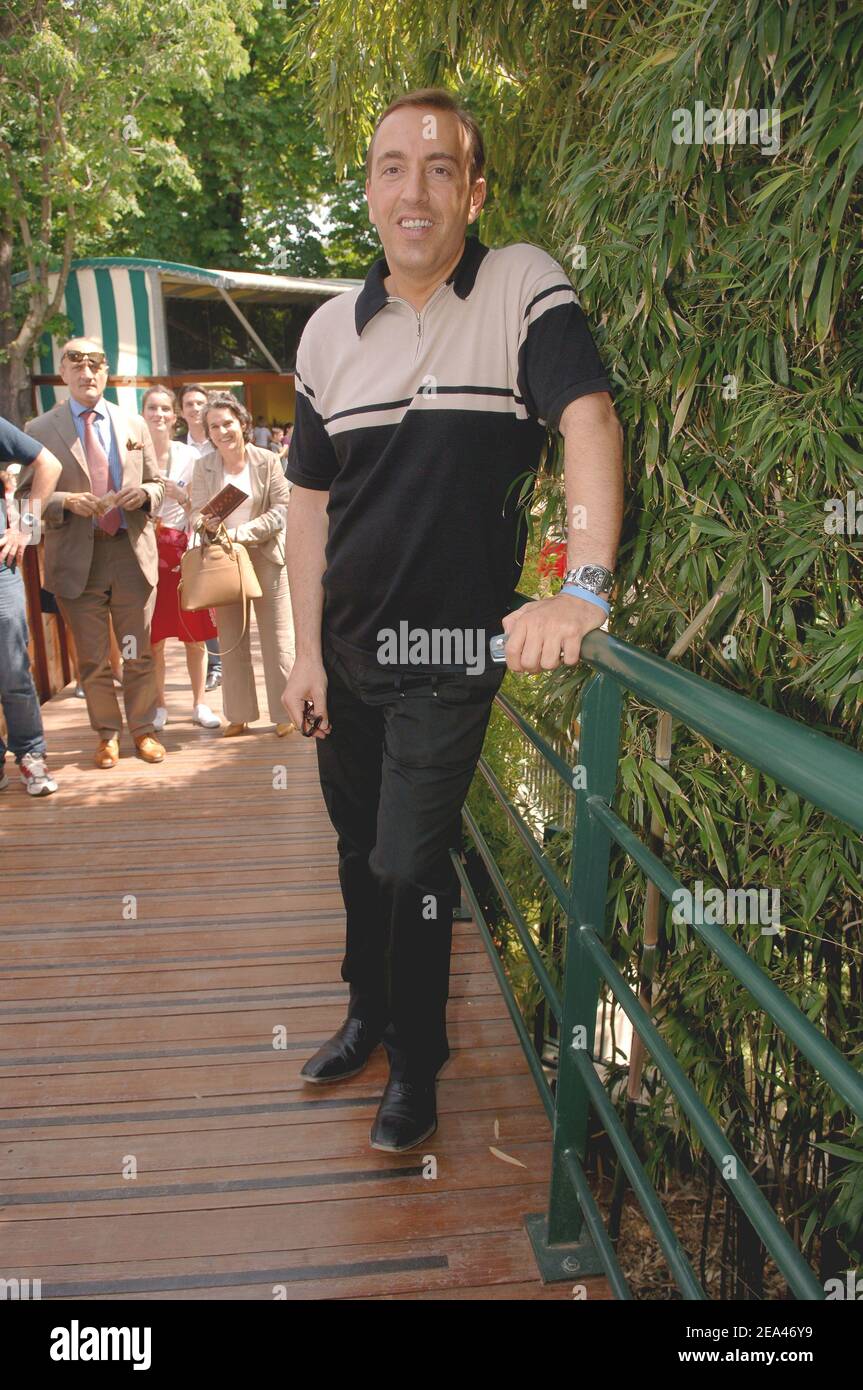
[562,564,614,595]
[19,511,38,530]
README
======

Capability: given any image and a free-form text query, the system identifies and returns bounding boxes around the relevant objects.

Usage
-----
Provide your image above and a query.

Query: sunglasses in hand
[301,699,324,737]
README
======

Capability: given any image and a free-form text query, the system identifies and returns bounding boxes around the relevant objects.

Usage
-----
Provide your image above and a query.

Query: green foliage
[0,0,254,260]
[98,4,379,276]
[0,0,255,415]
[815,1131,863,1250]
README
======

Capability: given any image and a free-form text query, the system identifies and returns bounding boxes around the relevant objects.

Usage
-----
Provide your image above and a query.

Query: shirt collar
[70,397,105,421]
[354,236,490,335]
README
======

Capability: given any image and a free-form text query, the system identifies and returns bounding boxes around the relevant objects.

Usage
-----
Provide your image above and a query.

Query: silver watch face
[570,565,613,594]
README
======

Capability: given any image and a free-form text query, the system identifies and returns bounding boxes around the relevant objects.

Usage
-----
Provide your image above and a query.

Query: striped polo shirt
[286,235,613,663]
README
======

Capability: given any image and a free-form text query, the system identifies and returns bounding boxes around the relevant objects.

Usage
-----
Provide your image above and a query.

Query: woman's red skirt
[151,525,218,644]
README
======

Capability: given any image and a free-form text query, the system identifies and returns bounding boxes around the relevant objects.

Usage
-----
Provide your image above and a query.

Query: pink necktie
[82,409,121,535]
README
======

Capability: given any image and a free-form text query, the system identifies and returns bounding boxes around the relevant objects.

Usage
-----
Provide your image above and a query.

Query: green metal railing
[451,627,863,1299]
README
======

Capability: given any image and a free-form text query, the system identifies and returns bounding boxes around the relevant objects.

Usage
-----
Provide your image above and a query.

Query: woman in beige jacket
[189,393,295,737]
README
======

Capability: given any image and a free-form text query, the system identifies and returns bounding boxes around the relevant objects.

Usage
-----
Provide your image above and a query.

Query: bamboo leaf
[815,258,836,342]
[800,243,821,312]
[773,333,788,385]
[749,169,796,207]
[700,805,730,884]
[670,381,696,440]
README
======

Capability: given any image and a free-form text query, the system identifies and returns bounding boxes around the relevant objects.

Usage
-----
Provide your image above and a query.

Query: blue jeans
[0,561,46,763]
[206,636,221,671]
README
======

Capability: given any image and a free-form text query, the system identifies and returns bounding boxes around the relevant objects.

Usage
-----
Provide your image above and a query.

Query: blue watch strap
[560,583,610,614]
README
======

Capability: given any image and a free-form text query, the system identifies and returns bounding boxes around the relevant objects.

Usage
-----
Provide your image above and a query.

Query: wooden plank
[0,997,510,1050]
[0,1073,544,1141]
[0,1107,547,1177]
[11,1230,606,1301]
[0,1047,540,1108]
[0,1142,554,1219]
[0,951,494,1000]
[0,1015,520,1065]
[0,1183,555,1262]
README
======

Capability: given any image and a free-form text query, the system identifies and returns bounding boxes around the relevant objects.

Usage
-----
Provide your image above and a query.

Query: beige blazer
[189,444,292,568]
[21,399,164,599]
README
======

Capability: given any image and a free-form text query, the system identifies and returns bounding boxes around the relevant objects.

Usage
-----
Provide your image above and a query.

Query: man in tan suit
[23,338,167,767]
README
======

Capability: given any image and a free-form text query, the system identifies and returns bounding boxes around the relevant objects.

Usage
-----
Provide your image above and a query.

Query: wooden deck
[0,636,611,1301]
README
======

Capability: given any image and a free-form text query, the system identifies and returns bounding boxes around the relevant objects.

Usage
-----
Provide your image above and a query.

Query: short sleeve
[0,415,42,467]
[285,337,339,492]
[515,256,613,431]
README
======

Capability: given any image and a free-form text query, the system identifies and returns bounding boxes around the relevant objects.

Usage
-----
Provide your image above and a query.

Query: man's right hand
[64,492,103,518]
[282,657,330,739]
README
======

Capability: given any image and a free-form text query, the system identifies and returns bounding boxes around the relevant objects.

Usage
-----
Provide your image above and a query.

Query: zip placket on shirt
[386,280,451,363]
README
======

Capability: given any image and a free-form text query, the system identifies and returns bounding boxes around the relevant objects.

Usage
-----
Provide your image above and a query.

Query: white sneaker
[153,706,168,731]
[19,753,58,796]
[192,703,221,729]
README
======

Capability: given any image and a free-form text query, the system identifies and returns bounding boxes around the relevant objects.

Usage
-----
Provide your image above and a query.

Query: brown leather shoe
[275,721,296,737]
[94,737,120,769]
[222,722,248,738]
[134,735,166,763]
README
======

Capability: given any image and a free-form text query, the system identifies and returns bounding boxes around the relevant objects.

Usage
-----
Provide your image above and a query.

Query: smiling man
[283,89,623,1152]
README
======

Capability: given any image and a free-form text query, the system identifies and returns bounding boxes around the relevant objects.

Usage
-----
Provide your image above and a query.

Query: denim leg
[0,563,46,762]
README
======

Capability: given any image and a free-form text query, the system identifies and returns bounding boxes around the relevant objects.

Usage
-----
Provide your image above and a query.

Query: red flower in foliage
[538,540,567,579]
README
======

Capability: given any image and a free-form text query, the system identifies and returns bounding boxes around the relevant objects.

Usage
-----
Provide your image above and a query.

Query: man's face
[59,339,109,407]
[181,390,208,428]
[365,107,485,282]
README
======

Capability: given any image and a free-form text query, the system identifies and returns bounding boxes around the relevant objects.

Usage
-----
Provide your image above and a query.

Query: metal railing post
[526,671,623,1280]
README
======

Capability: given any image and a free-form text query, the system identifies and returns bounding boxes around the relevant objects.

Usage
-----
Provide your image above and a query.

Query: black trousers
[316,636,505,1082]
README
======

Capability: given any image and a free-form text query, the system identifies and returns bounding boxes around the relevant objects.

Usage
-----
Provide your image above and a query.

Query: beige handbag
[178,522,262,655]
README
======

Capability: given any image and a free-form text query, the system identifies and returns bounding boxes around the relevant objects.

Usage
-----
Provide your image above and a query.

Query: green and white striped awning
[18,257,360,415]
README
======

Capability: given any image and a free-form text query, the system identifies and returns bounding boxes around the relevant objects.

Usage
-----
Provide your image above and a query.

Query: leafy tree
[0,0,254,423]
[99,4,379,279]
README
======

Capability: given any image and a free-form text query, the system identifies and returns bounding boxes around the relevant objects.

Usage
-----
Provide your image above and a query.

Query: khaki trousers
[216,549,295,725]
[57,531,157,740]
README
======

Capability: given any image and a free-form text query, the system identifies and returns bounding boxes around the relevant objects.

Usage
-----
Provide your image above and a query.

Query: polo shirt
[286,236,613,664]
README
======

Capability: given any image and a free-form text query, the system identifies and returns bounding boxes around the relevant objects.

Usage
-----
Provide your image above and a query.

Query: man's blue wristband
[560,583,610,614]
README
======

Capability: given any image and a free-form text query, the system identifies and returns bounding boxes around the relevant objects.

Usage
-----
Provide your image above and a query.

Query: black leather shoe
[300,1018,382,1084]
[370,1077,438,1152]
[205,669,222,691]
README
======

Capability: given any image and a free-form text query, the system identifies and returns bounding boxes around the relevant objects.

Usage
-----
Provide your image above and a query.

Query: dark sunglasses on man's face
[63,351,107,370]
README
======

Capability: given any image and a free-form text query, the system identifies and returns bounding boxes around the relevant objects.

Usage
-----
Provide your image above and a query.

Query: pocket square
[125,439,143,451]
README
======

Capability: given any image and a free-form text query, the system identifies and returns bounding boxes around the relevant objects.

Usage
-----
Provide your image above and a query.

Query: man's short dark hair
[177,383,210,408]
[366,88,485,184]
